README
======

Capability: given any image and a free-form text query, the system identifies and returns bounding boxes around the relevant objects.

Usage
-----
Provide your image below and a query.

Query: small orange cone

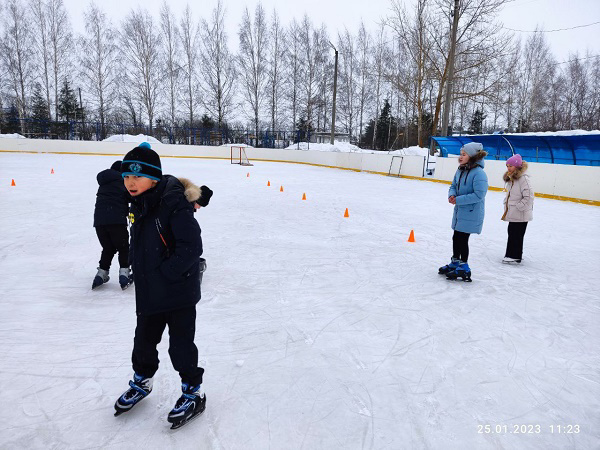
[267,181,271,186]
[51,168,54,174]
[408,229,415,242]
[246,172,249,177]
[280,186,284,192]
[302,193,306,200]
[344,208,349,218]
[11,179,16,186]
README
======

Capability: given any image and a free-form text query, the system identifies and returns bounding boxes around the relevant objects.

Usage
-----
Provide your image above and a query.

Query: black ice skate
[119,268,133,290]
[168,383,206,429]
[446,262,472,282]
[92,267,109,290]
[114,374,153,416]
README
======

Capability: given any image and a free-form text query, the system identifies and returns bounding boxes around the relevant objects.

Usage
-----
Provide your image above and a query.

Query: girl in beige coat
[501,154,534,263]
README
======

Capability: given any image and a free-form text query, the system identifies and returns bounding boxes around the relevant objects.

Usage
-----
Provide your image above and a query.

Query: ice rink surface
[0,152,598,449]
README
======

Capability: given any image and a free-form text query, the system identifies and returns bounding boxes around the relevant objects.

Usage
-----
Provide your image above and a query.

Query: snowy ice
[0,152,598,449]
[103,134,161,143]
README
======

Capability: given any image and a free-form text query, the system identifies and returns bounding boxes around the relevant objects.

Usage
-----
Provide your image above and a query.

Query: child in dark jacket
[114,144,212,428]
[92,160,132,290]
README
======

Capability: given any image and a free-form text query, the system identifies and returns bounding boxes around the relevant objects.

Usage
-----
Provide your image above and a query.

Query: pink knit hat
[506,154,523,167]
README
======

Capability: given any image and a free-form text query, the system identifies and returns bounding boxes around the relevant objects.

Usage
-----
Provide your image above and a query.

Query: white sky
[61,0,600,62]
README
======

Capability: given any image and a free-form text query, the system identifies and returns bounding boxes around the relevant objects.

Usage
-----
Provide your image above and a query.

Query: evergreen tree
[360,100,400,150]
[295,117,313,142]
[58,78,80,122]
[31,84,50,122]
[201,114,216,129]
[469,109,486,134]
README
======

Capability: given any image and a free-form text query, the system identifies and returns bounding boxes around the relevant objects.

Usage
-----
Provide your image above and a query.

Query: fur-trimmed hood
[179,177,201,203]
[503,160,529,182]
[459,150,488,170]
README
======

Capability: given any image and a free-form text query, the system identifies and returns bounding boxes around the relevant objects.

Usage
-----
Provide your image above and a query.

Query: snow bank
[102,134,161,144]
[0,133,25,139]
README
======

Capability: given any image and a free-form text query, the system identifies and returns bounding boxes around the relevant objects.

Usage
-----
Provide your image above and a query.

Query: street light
[329,41,338,145]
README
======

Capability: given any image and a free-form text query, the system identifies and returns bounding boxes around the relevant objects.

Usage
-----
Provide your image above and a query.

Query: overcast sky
[61,0,600,62]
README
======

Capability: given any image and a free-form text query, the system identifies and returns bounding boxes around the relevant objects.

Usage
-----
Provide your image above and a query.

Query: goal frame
[230,146,253,166]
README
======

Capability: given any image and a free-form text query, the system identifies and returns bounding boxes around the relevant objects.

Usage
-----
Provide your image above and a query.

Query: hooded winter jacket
[502,161,534,222]
[129,175,203,315]
[448,151,489,234]
[93,161,130,227]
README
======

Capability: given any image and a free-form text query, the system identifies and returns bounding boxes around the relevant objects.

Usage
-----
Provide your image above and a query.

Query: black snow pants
[95,224,129,270]
[132,305,204,387]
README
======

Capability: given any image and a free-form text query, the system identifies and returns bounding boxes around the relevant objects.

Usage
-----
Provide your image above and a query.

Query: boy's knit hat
[506,153,523,167]
[110,160,122,171]
[460,142,484,157]
[121,144,162,181]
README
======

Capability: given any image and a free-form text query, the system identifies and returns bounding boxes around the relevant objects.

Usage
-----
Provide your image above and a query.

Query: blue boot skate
[114,373,153,416]
[438,257,460,275]
[168,383,206,429]
[446,262,472,282]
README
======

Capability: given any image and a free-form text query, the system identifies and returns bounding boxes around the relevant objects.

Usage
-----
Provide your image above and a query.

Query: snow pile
[286,141,369,153]
[504,129,600,136]
[388,145,432,157]
[220,143,253,148]
[103,134,161,144]
[0,133,25,139]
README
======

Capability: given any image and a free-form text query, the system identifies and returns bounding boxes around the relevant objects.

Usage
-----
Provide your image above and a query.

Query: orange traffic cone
[51,168,54,174]
[280,186,284,192]
[302,193,306,200]
[11,179,16,186]
[408,229,415,242]
[246,172,249,177]
[343,208,349,218]
[267,181,271,186]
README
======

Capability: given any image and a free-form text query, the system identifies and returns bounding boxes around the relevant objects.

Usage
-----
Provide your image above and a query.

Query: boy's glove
[196,185,213,207]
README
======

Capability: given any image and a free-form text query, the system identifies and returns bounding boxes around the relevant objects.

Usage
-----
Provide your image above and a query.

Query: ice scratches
[341,383,375,450]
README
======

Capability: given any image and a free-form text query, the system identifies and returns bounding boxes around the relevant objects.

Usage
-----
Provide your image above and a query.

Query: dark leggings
[452,230,470,262]
[505,222,528,260]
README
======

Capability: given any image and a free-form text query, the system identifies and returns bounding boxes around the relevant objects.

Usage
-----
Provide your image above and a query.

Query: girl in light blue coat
[438,142,488,281]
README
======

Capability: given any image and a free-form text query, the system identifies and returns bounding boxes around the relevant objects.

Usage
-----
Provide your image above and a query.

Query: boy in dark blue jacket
[92,160,132,290]
[114,144,211,428]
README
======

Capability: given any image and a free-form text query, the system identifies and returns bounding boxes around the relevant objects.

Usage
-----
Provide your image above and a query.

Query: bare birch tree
[121,8,163,130]
[198,0,235,128]
[160,2,180,127]
[178,4,198,131]
[266,9,286,132]
[238,4,268,141]
[30,0,53,120]
[80,2,119,138]
[0,0,33,127]
[47,0,73,121]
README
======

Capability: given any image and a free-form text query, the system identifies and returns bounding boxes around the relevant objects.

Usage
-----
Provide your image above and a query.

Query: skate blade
[170,408,205,430]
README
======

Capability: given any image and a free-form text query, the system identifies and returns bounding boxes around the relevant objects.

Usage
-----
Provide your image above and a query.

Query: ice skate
[438,257,460,275]
[168,383,206,429]
[502,257,521,264]
[119,268,133,290]
[446,262,472,282]
[114,374,153,416]
[92,267,110,290]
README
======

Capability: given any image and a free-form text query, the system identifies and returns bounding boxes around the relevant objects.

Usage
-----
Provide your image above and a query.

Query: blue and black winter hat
[121,142,162,181]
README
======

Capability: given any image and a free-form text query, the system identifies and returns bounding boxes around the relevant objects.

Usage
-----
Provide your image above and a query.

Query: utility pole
[329,42,338,145]
[441,0,459,136]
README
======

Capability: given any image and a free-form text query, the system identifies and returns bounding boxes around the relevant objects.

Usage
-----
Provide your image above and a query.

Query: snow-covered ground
[1,152,598,449]
[103,134,161,144]
[0,133,25,139]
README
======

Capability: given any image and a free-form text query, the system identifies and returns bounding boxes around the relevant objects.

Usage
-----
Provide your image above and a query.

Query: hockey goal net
[230,146,253,166]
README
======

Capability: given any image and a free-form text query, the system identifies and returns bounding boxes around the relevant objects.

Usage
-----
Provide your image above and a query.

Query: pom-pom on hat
[121,145,162,181]
[460,142,484,157]
[506,153,523,168]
